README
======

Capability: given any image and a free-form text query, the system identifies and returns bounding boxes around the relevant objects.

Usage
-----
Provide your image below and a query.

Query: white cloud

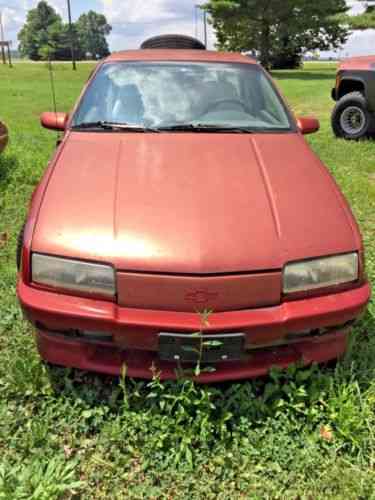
[101,0,214,50]
[336,29,375,57]
[1,6,24,33]
[102,0,177,25]
[48,0,68,17]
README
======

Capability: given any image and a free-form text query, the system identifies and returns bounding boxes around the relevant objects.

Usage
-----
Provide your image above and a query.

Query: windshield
[72,61,293,132]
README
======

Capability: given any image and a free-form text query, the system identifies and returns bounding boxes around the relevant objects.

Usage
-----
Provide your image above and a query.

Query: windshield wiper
[71,121,160,132]
[155,123,256,133]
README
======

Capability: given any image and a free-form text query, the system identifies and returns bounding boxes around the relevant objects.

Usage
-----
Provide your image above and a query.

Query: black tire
[141,35,206,50]
[16,224,25,271]
[331,91,375,140]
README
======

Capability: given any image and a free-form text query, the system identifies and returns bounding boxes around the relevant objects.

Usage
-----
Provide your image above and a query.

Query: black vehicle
[331,56,375,140]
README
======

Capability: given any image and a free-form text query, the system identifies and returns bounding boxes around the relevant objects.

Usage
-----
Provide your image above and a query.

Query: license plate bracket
[158,332,245,363]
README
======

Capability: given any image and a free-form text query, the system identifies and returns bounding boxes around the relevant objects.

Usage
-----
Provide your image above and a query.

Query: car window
[73,61,293,131]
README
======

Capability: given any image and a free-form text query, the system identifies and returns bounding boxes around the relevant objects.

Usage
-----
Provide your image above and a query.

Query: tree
[204,0,349,69]
[75,11,112,59]
[18,1,67,60]
[37,22,73,61]
[18,1,112,61]
[349,1,375,30]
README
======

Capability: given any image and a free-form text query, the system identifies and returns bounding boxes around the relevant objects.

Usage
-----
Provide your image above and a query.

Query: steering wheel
[198,98,252,117]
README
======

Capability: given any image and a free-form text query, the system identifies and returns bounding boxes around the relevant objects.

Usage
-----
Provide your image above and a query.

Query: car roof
[104,49,257,65]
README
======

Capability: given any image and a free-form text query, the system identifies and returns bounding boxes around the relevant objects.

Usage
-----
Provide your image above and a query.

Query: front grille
[117,271,282,312]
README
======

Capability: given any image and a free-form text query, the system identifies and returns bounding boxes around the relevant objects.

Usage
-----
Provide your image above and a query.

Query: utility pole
[195,4,208,48]
[7,41,12,68]
[194,5,199,39]
[203,9,208,49]
[67,0,76,70]
[0,12,6,65]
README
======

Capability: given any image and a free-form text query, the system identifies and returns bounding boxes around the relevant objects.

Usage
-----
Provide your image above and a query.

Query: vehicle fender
[337,71,375,111]
[21,136,69,283]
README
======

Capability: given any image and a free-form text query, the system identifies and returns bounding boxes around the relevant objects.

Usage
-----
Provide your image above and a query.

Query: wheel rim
[340,106,366,135]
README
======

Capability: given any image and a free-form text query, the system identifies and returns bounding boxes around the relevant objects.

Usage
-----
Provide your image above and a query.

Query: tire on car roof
[140,34,206,50]
[331,91,375,140]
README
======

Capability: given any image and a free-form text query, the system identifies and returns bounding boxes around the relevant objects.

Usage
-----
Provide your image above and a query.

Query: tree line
[18,0,375,66]
[18,1,111,61]
[204,0,375,69]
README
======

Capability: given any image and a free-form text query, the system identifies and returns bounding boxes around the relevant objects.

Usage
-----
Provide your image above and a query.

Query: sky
[0,0,373,57]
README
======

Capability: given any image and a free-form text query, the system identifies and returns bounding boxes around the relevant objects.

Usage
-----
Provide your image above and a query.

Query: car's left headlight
[283,253,359,294]
[32,253,116,298]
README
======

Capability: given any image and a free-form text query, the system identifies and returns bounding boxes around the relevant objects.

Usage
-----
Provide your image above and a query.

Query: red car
[17,38,371,382]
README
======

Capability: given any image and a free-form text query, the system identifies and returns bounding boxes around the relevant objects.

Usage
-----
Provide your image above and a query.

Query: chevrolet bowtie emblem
[185,289,219,304]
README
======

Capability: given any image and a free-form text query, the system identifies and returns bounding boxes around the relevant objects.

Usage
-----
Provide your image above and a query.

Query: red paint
[297,117,320,135]
[107,49,258,65]
[18,278,370,376]
[116,271,281,312]
[17,48,371,381]
[30,133,361,273]
[339,55,375,71]
[40,112,68,131]
[18,279,371,338]
[36,328,349,382]
[185,290,219,305]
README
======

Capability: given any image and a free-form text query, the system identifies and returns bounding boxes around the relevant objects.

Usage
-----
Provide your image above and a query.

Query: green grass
[0,61,374,499]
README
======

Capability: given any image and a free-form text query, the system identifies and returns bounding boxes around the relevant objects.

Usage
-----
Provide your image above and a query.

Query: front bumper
[18,280,371,381]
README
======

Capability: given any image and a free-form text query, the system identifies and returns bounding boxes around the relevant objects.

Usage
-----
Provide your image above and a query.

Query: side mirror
[297,117,320,135]
[40,112,69,131]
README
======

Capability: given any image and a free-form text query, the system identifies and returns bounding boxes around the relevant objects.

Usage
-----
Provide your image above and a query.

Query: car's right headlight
[283,253,359,294]
[32,253,116,298]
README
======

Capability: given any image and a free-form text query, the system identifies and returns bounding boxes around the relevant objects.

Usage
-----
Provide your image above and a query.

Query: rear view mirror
[297,117,320,135]
[40,112,68,131]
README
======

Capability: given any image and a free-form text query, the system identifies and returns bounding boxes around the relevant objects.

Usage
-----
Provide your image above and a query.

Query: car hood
[32,131,359,273]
